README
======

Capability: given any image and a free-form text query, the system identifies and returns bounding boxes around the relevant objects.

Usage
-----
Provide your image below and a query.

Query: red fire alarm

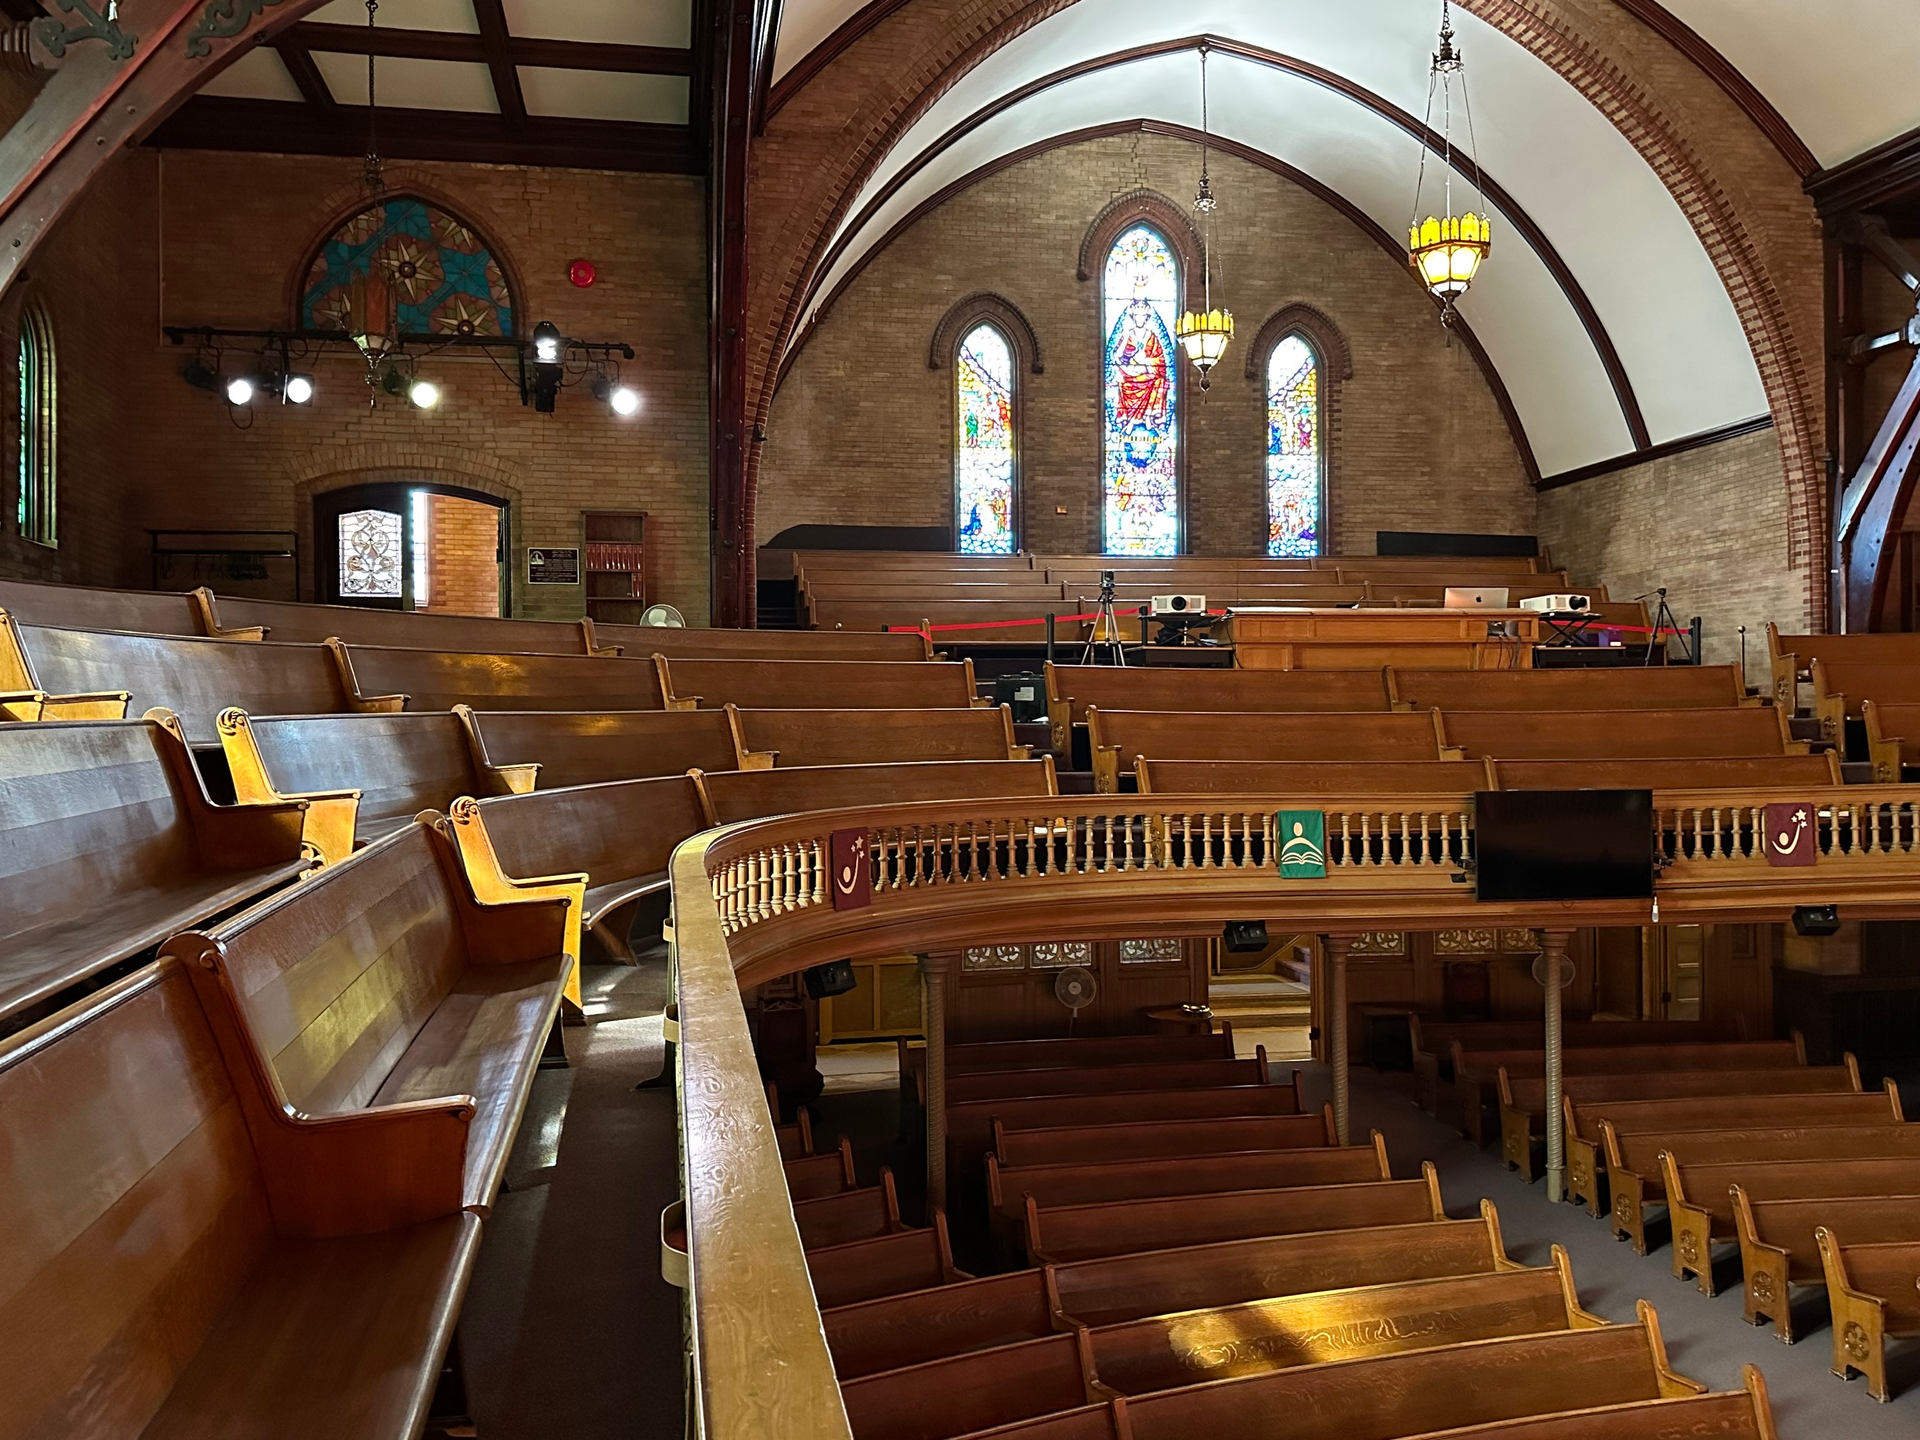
[568,259,597,288]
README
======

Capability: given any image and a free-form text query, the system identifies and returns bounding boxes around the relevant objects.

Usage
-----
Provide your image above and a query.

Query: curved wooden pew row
[1044,663,1393,754]
[1086,708,1452,792]
[204,591,604,653]
[1487,752,1843,789]
[1811,656,1920,743]
[0,575,225,636]
[807,1215,971,1309]
[1816,1226,1920,1401]
[458,706,751,786]
[1765,621,1920,704]
[727,703,1028,766]
[1733,1186,1920,1341]
[694,758,1058,825]
[1385,664,1751,711]
[0,713,311,1025]
[657,656,983,710]
[1864,697,1920,782]
[993,1109,1335,1169]
[328,639,666,712]
[1135,758,1484,795]
[949,1052,1269,1106]
[1439,705,1799,759]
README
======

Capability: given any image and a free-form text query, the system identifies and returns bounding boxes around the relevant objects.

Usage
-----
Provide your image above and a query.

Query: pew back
[1440,706,1795,759]
[460,707,745,786]
[1489,754,1842,789]
[331,642,664,712]
[1045,664,1392,748]
[657,656,980,710]
[594,620,930,661]
[0,577,209,635]
[995,1110,1333,1168]
[1137,758,1484,794]
[206,593,596,653]
[1087,708,1449,791]
[729,704,1024,766]
[695,758,1057,825]
[1387,665,1748,710]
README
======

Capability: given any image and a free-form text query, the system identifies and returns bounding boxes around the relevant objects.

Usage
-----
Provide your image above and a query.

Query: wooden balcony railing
[669,786,1920,1438]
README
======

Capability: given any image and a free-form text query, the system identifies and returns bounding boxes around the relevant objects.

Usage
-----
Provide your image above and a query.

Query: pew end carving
[217,706,363,865]
[441,798,587,1011]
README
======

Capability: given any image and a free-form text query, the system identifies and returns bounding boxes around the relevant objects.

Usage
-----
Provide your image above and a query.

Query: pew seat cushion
[1,859,308,1016]
[368,953,574,1210]
[142,1212,480,1440]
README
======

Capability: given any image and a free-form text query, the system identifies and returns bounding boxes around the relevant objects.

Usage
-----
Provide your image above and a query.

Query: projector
[1151,593,1206,615]
[1518,593,1591,613]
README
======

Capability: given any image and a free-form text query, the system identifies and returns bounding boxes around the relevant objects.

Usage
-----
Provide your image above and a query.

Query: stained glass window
[955,322,1015,555]
[1265,334,1322,556]
[339,508,403,598]
[301,197,513,338]
[16,302,55,547]
[1102,226,1180,556]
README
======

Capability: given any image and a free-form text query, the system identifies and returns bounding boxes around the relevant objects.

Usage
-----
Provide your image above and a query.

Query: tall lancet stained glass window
[1265,334,1322,556]
[1101,226,1180,555]
[955,322,1016,555]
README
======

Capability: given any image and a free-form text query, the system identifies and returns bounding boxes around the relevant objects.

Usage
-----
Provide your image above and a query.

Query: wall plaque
[527,547,581,584]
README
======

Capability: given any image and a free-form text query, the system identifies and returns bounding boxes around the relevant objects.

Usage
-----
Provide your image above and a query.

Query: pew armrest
[350,693,411,713]
[215,706,361,865]
[441,798,587,1008]
[489,763,540,795]
[1,687,131,721]
[265,1096,477,1237]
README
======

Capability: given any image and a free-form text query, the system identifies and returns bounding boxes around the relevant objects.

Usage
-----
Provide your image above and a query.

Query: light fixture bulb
[610,385,640,416]
[225,376,254,406]
[284,374,315,404]
[533,321,562,365]
[409,379,440,409]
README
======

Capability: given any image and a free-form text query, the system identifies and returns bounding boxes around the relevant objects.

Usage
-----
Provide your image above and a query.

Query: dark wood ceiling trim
[1612,0,1816,178]
[273,43,338,111]
[804,32,1648,451]
[1808,123,1920,218]
[779,116,1542,488]
[764,0,911,121]
[752,0,783,134]
[469,0,527,122]
[287,22,694,75]
[1535,412,1774,491]
[146,95,700,173]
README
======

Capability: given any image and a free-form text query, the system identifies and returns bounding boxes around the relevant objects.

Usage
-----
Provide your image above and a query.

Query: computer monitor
[1443,586,1510,610]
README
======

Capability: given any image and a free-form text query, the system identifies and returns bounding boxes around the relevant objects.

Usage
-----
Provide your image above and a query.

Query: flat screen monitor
[1474,789,1654,902]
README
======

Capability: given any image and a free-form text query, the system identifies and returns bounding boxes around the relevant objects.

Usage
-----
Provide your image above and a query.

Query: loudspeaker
[1222,920,1269,953]
[802,959,859,998]
[1791,905,1841,937]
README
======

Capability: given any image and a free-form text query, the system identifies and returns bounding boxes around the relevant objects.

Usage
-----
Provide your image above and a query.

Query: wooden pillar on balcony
[1540,929,1574,1203]
[1322,933,1352,1145]
[920,951,950,1213]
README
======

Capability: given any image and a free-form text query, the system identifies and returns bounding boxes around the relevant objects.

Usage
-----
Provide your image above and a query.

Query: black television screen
[1474,789,1654,902]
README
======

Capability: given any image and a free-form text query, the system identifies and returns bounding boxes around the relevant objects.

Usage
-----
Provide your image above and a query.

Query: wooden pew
[825,1207,1516,1380]
[1497,1061,1857,1186]
[0,961,481,1438]
[729,704,1028,766]
[1412,1016,1744,1116]
[1489,753,1843,789]
[1439,705,1798,758]
[963,1312,1713,1440]
[785,1136,858,1200]
[656,656,981,710]
[2,618,401,740]
[1453,1036,1806,1147]
[941,1031,1235,1073]
[1816,1226,1920,1401]
[1025,1165,1446,1263]
[806,598,1097,639]
[457,706,749,787]
[949,1054,1269,1105]
[1599,1117,1911,1252]
[1767,621,1920,704]
[162,817,580,1216]
[1663,1151,1920,1293]
[949,1076,1309,1170]
[1044,664,1393,752]
[793,1170,904,1248]
[1863,698,1920,782]
[1136,758,1485,794]
[594,618,931,661]
[985,1136,1389,1227]
[808,1214,970,1308]
[996,1109,1334,1168]
[1086,708,1451,792]
[694,758,1058,825]
[218,708,534,863]
[1387,663,1750,711]
[1813,657,1920,743]
[327,640,665,713]
[0,576,238,636]
[0,714,311,1023]
[463,776,710,963]
[1736,1187,1920,1342]
[202,591,600,653]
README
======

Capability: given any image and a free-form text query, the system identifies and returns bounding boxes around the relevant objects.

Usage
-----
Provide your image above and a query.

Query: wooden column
[1322,934,1351,1145]
[1540,929,1573,1203]
[919,952,950,1213]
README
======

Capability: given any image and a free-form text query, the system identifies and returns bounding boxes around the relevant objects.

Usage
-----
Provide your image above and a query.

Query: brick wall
[422,492,502,617]
[1536,427,1808,681]
[759,134,1534,555]
[2,143,711,622]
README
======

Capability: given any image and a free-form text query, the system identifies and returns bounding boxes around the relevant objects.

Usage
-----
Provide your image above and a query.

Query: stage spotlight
[181,358,218,393]
[225,375,254,406]
[533,320,562,365]
[283,374,314,405]
[609,385,640,416]
[530,321,564,413]
[408,379,440,409]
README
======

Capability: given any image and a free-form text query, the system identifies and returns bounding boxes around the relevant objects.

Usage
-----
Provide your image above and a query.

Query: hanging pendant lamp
[1407,0,1491,322]
[1176,44,1233,389]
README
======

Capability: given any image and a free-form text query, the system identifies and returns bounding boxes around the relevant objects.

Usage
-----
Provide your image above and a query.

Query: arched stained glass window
[955,322,1016,555]
[1101,225,1180,555]
[1265,333,1322,556]
[16,301,55,548]
[300,196,514,338]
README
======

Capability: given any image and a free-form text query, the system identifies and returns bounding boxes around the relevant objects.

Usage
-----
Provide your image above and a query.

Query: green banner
[1276,811,1327,879]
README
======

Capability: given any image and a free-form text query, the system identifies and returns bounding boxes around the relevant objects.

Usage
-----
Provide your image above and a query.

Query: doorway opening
[316,482,508,615]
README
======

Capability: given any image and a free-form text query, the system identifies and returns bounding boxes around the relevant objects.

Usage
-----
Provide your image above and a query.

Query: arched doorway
[316,481,509,615]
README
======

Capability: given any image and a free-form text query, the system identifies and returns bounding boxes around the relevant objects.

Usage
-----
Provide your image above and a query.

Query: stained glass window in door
[1265,334,1322,556]
[339,508,403,598]
[1102,225,1180,555]
[955,323,1015,554]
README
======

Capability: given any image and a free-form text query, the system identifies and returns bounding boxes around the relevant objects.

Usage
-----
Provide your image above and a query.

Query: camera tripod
[1080,570,1128,666]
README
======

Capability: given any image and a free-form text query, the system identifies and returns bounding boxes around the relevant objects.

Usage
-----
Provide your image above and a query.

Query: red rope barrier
[889,611,1689,638]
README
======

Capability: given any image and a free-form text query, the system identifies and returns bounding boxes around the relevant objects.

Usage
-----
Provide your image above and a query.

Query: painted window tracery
[955,322,1016,555]
[15,302,55,547]
[1265,333,1322,556]
[338,508,403,598]
[301,196,514,338]
[1101,226,1180,555]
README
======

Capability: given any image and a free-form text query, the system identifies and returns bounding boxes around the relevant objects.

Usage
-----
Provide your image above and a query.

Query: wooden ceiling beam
[468,0,527,123]
[273,43,338,111]
[286,21,693,74]
[148,94,700,173]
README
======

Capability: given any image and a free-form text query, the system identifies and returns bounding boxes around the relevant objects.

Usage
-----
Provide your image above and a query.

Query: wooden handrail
[669,782,1920,1434]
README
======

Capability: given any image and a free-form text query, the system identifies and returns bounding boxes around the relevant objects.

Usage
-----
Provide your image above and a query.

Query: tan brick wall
[422,492,502,616]
[4,144,710,622]
[1536,427,1809,682]
[760,135,1534,555]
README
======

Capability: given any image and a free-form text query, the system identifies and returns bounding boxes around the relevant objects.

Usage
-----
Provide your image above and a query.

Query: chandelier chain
[364,0,383,195]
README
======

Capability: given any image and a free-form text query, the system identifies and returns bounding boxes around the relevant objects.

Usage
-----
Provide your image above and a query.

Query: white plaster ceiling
[312,51,500,111]
[793,0,1772,476]
[1659,0,1920,168]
